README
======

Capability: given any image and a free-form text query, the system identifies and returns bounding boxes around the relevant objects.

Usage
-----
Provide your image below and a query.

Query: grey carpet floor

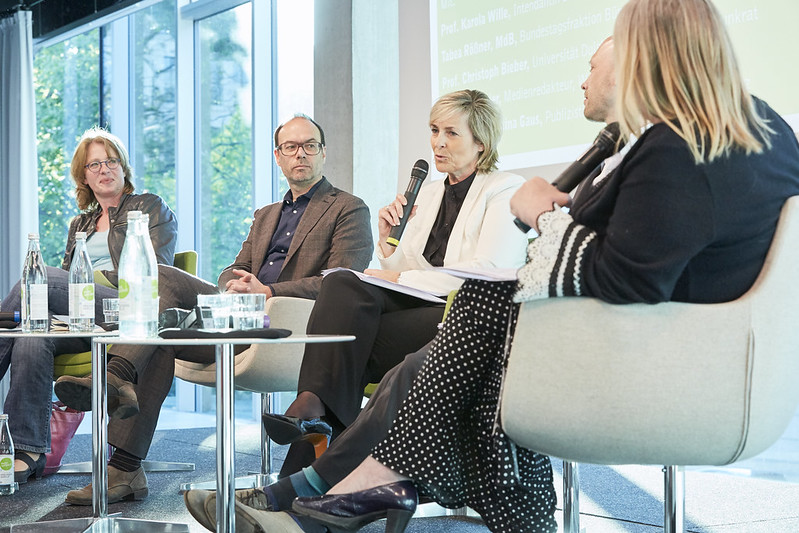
[0,424,490,532]
[4,424,799,532]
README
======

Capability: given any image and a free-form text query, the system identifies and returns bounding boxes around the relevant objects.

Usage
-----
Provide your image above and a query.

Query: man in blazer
[218,114,373,300]
[55,114,373,505]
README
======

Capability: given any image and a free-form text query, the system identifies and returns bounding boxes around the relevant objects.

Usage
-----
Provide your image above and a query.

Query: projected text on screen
[431,0,799,170]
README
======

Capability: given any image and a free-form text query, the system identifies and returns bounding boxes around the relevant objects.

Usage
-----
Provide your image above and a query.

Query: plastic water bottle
[69,232,95,332]
[118,212,159,338]
[0,414,16,496]
[21,233,49,333]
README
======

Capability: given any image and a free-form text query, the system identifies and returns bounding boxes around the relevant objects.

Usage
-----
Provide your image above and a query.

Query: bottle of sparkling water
[118,212,159,338]
[69,231,95,332]
[0,414,16,496]
[21,233,49,333]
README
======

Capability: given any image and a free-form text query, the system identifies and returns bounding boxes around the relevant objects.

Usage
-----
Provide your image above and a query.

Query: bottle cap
[28,233,39,239]
[0,414,7,420]
[127,211,142,220]
[76,232,87,239]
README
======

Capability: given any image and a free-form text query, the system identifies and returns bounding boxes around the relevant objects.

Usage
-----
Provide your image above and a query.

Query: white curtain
[0,10,37,405]
[0,10,38,298]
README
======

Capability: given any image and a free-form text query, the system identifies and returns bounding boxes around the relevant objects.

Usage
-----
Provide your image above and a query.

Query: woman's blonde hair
[613,0,772,163]
[430,89,502,173]
[70,127,135,210]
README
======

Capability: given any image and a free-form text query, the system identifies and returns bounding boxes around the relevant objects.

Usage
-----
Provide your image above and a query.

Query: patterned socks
[107,356,137,384]
[108,447,142,473]
[262,467,331,511]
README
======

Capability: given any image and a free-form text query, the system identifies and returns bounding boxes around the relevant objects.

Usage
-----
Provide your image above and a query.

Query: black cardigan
[536,98,799,304]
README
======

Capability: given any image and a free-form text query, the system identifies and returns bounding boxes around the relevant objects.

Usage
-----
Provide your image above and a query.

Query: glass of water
[197,293,232,329]
[230,293,266,330]
[102,298,119,324]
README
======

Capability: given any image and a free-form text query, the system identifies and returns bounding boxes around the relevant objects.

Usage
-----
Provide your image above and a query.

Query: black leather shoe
[291,480,418,533]
[14,451,46,484]
[54,373,139,420]
[261,413,332,445]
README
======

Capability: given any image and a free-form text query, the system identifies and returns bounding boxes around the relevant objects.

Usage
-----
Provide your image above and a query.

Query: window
[195,3,253,280]
[34,30,101,266]
[274,0,314,200]
[129,2,178,209]
[33,0,177,265]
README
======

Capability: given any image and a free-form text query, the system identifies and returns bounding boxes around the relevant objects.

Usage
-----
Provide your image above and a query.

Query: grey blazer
[217,177,372,299]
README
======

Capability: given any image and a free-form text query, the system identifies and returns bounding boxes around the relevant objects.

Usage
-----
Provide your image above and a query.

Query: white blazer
[377,170,529,296]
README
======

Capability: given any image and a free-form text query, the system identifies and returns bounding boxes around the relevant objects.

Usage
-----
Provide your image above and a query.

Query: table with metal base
[178,389,278,494]
[96,333,354,533]
[1,329,187,533]
[179,391,278,493]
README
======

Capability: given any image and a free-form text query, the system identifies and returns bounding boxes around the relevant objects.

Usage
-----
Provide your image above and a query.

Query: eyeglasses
[276,142,323,157]
[84,158,121,173]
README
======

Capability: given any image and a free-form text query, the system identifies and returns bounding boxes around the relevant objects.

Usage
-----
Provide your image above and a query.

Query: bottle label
[118,278,133,317]
[118,276,159,328]
[69,283,95,319]
[145,276,159,321]
[0,454,12,485]
[29,284,48,320]
[118,279,130,299]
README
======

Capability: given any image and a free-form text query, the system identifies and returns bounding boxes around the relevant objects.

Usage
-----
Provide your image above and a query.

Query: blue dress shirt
[256,180,323,288]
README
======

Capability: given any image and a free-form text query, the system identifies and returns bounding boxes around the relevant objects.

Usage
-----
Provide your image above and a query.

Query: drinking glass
[197,293,231,329]
[102,298,119,323]
[230,293,266,330]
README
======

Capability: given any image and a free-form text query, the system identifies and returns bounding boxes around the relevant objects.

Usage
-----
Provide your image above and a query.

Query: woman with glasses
[260,89,530,473]
[0,127,177,486]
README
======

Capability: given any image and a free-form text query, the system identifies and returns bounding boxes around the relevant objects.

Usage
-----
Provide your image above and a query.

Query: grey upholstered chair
[175,295,316,489]
[501,196,799,533]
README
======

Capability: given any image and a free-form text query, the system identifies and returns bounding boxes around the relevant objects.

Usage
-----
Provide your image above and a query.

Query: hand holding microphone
[385,159,429,247]
[513,122,622,233]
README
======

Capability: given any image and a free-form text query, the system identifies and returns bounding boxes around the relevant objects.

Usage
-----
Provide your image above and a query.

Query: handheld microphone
[386,159,430,247]
[513,122,623,233]
[0,311,20,323]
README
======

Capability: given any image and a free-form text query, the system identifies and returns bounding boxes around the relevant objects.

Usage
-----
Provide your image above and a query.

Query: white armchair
[175,295,316,489]
[501,196,799,532]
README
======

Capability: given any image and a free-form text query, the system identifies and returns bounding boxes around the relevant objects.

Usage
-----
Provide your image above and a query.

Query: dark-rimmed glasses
[85,158,121,173]
[277,142,323,157]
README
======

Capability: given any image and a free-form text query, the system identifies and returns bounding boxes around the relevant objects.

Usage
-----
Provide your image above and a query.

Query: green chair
[56,250,198,474]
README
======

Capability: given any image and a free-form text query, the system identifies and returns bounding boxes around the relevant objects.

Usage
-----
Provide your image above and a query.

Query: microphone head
[596,122,623,154]
[411,159,429,180]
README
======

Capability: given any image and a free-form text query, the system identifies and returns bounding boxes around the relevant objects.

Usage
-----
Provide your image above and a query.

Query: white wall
[316,1,400,265]
[352,0,399,255]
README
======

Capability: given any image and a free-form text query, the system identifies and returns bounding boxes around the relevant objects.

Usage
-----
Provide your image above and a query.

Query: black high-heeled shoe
[261,413,332,445]
[14,451,46,484]
[291,480,418,533]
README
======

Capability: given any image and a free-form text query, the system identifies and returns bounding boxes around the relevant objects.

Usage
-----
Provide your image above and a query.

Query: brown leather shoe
[234,504,305,533]
[54,373,139,419]
[185,487,273,531]
[65,465,148,505]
